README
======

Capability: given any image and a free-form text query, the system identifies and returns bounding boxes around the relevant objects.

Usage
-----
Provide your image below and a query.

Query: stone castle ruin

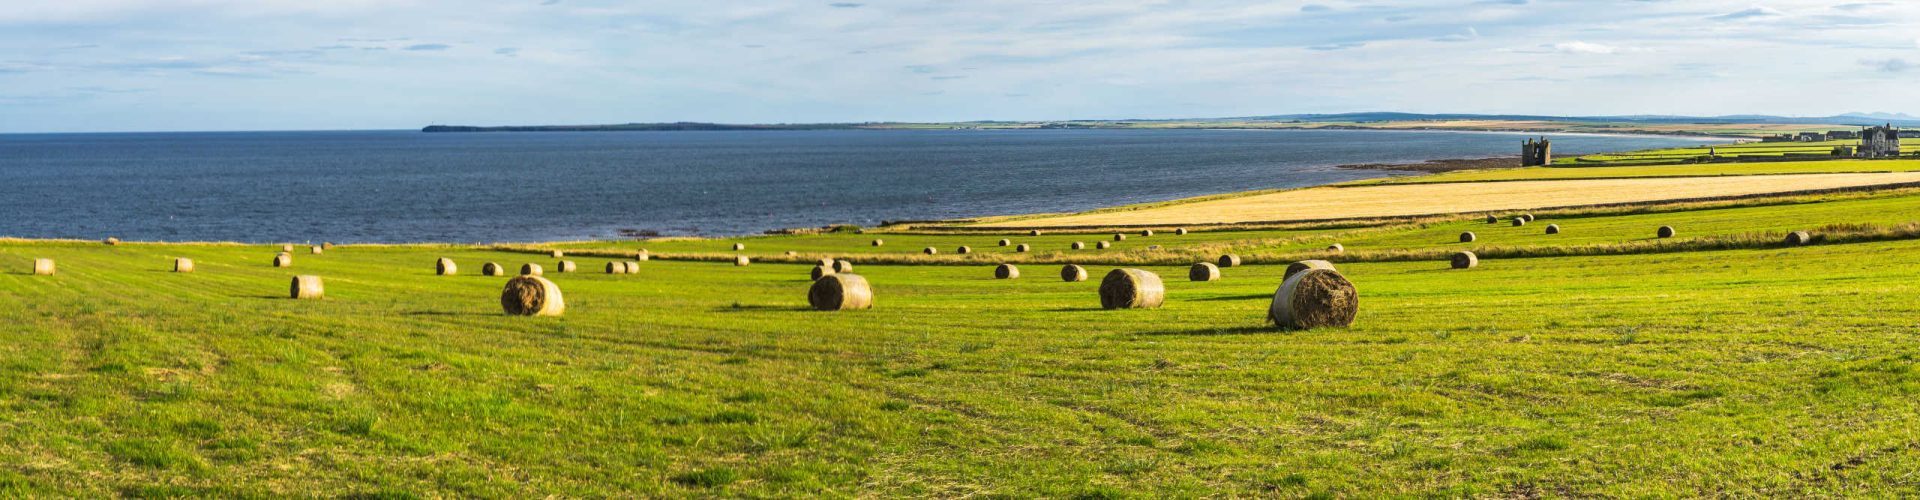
[1860,124,1901,158]
[1521,137,1551,166]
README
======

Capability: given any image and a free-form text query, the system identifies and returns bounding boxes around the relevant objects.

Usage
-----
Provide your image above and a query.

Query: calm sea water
[0,129,1720,243]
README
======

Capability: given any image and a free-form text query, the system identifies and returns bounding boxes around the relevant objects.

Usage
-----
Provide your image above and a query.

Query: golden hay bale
[311,245,323,255]
[273,253,293,268]
[1061,264,1088,282]
[290,275,323,299]
[809,273,873,311]
[1218,254,1242,268]
[1269,269,1357,330]
[1522,214,1535,222]
[501,275,564,316]
[1189,262,1220,282]
[550,250,564,258]
[1113,233,1127,242]
[1486,215,1498,224]
[1459,232,1476,243]
[1327,243,1345,254]
[1141,229,1154,237]
[437,258,458,275]
[281,244,294,253]
[1284,259,1336,282]
[1072,242,1085,250]
[1451,251,1478,269]
[999,239,1012,247]
[832,260,854,273]
[1658,226,1676,238]
[174,258,194,273]
[556,260,577,273]
[323,242,334,250]
[924,247,939,255]
[104,237,120,246]
[1175,228,1188,235]
[32,258,55,276]
[483,262,505,276]
[1029,230,1042,236]
[1015,244,1029,253]
[1096,241,1111,249]
[735,255,751,266]
[605,261,626,274]
[636,250,651,261]
[1099,268,1164,309]
[623,261,640,273]
[1511,218,1526,227]
[1545,224,1560,235]
[1786,230,1812,246]
[733,243,746,251]
[958,246,973,254]
[872,239,885,247]
[811,264,835,280]
[995,263,1020,279]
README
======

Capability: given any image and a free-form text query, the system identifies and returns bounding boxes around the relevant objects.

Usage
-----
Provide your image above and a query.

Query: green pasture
[1358,158,1920,185]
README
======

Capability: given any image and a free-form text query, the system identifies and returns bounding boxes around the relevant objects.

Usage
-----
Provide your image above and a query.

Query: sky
[1,0,1917,133]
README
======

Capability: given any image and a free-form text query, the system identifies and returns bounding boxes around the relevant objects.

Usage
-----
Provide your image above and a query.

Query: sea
[0,128,1725,243]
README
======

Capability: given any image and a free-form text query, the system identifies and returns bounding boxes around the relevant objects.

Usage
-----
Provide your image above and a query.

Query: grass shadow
[401,311,494,317]
[1191,293,1272,302]
[1134,325,1279,337]
[712,304,815,313]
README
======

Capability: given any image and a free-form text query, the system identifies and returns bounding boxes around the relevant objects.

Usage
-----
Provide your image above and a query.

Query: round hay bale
[923,247,938,255]
[174,258,194,273]
[550,250,564,258]
[1099,269,1164,309]
[605,261,626,274]
[1545,224,1560,235]
[32,258,55,276]
[1786,230,1812,246]
[1486,215,1498,224]
[1218,254,1242,268]
[995,263,1020,279]
[1015,244,1029,253]
[1657,226,1676,238]
[809,273,873,311]
[623,261,640,273]
[734,255,751,266]
[1029,230,1042,236]
[1142,229,1154,237]
[816,257,835,267]
[1096,241,1111,249]
[1284,260,1337,282]
[1511,218,1526,227]
[998,239,1011,247]
[104,237,120,246]
[1269,269,1358,330]
[290,275,323,299]
[1060,264,1088,282]
[281,244,294,253]
[733,243,746,251]
[1189,262,1220,282]
[1072,242,1085,250]
[556,260,577,273]
[323,242,334,250]
[872,239,885,247]
[832,260,854,273]
[1113,233,1127,242]
[501,275,564,316]
[1522,214,1535,222]
[958,246,973,254]
[1175,228,1188,235]
[1450,251,1478,269]
[1459,231,1476,243]
[1327,243,1345,254]
[311,245,324,255]
[482,262,504,276]
[636,250,651,262]
[437,258,458,275]
[811,264,835,280]
[273,253,293,268]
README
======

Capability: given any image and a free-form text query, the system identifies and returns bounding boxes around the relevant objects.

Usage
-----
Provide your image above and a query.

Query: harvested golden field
[987,172,1920,227]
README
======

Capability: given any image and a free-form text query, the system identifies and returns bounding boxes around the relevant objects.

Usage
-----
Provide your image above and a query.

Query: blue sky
[1,0,1917,132]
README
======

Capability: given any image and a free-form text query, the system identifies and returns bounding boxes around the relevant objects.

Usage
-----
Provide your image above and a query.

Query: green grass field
[10,181,1920,496]
[1356,158,1920,185]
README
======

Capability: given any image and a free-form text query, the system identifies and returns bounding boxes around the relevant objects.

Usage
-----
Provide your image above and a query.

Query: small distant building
[1761,134,1796,143]
[1861,124,1901,158]
[1521,137,1552,166]
[1797,132,1828,142]
[1827,130,1860,140]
